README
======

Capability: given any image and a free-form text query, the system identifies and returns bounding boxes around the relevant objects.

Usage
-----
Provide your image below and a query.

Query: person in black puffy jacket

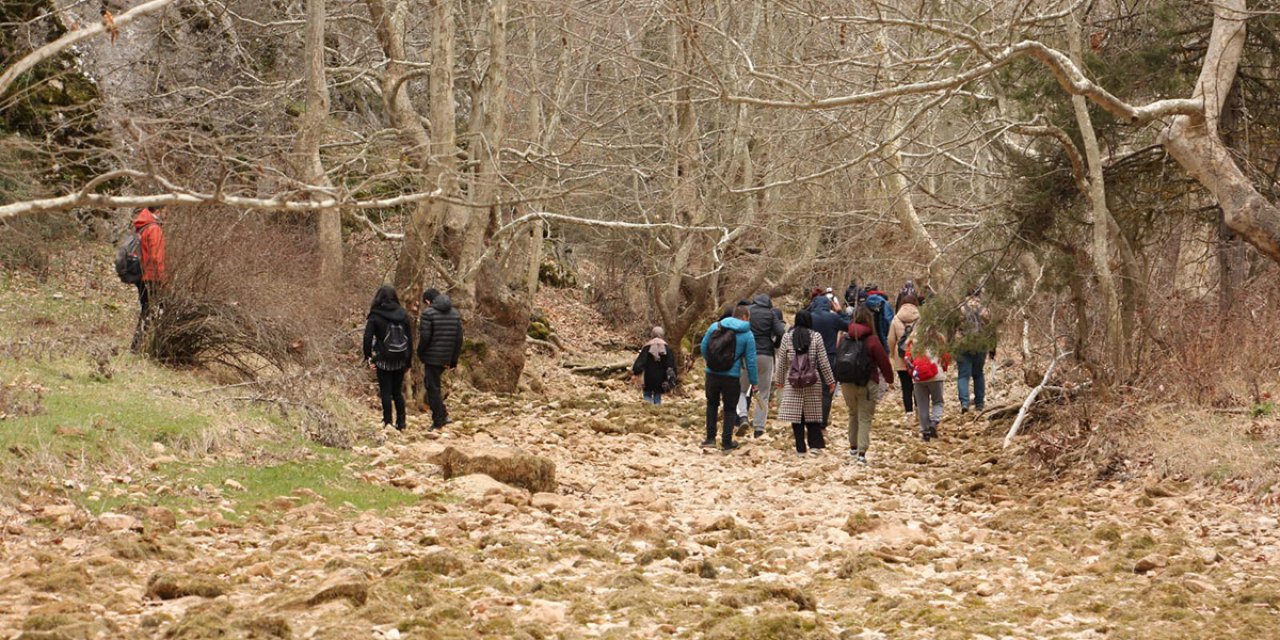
[417,288,464,431]
[363,285,412,431]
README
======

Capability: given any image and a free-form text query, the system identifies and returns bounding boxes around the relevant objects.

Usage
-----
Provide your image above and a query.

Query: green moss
[703,614,832,640]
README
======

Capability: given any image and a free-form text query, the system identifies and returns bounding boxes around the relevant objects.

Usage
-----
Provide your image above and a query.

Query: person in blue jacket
[808,295,846,429]
[863,289,895,348]
[700,304,759,451]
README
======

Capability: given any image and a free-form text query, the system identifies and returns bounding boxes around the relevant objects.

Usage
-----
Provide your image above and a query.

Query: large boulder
[429,446,556,494]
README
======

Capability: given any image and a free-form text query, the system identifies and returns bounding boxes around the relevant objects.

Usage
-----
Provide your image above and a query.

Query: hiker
[736,294,786,437]
[773,311,836,456]
[956,288,993,413]
[417,288,464,431]
[836,305,894,464]
[905,333,951,442]
[886,294,922,426]
[895,280,919,311]
[632,326,674,405]
[362,285,413,431]
[128,207,167,351]
[700,305,758,451]
[843,278,861,308]
[808,295,846,428]
[863,285,895,348]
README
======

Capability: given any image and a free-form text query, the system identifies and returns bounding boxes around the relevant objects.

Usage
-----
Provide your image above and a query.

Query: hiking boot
[701,439,717,449]
[395,424,406,432]
[753,428,764,439]
[856,453,869,465]
[960,406,969,414]
[734,421,749,438]
[722,442,740,453]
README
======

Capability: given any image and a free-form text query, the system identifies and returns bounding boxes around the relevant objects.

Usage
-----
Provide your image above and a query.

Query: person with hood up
[843,279,861,308]
[807,295,846,429]
[736,294,786,437]
[130,207,168,351]
[862,286,895,348]
[632,326,674,405]
[773,311,836,456]
[841,305,894,465]
[418,288,464,431]
[363,285,413,431]
[700,305,758,452]
[886,294,922,425]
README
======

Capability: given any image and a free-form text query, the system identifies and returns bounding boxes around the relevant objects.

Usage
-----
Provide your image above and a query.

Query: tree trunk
[1069,17,1126,383]
[295,0,341,287]
[1162,0,1280,263]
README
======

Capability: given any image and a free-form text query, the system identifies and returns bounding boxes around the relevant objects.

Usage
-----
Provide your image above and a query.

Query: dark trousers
[424,364,448,427]
[898,370,915,413]
[132,281,154,351]
[705,373,741,445]
[376,367,407,428]
[791,422,824,453]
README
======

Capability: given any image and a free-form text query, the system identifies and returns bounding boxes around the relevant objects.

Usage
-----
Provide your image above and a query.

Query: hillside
[2,249,1280,639]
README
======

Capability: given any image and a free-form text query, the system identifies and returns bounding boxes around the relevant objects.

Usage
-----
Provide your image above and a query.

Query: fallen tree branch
[1003,350,1072,449]
[526,336,561,353]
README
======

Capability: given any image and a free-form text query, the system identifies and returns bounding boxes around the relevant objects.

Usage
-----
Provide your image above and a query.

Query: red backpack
[904,342,940,382]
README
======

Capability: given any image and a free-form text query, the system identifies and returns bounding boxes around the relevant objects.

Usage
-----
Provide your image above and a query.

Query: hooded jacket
[863,293,895,347]
[700,316,759,384]
[845,322,894,384]
[418,295,464,367]
[886,303,921,372]
[808,296,846,359]
[363,303,413,371]
[132,209,167,283]
[748,294,786,357]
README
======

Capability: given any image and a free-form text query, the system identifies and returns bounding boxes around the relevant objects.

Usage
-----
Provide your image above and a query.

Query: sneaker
[701,439,717,449]
[753,428,764,439]
[961,406,969,414]
[796,450,806,458]
[722,442,741,453]
[856,453,869,465]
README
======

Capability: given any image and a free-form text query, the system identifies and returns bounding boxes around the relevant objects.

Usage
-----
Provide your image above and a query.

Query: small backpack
[905,344,939,382]
[704,324,739,372]
[115,229,145,284]
[833,332,875,385]
[787,350,819,388]
[379,322,410,362]
[897,322,916,358]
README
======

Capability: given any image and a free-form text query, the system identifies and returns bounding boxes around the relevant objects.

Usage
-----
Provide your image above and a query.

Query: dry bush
[1140,273,1280,408]
[142,208,347,376]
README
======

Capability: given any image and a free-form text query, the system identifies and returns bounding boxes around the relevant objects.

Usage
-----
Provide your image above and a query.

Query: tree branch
[0,0,182,98]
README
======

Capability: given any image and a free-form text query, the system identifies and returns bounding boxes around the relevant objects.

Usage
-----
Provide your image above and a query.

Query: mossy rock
[146,572,229,600]
[703,613,834,640]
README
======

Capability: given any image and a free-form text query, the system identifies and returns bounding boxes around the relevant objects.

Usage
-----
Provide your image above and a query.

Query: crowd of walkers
[641,278,993,465]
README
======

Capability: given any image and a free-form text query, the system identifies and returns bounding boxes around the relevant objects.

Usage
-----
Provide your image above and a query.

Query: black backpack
[897,322,916,358]
[378,322,410,362]
[833,333,874,385]
[115,229,144,284]
[704,323,738,372]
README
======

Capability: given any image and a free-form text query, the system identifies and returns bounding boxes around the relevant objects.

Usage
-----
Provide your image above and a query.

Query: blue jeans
[643,390,662,405]
[956,351,987,410]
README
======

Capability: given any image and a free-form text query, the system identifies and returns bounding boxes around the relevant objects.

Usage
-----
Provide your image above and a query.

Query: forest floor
[3,249,1280,639]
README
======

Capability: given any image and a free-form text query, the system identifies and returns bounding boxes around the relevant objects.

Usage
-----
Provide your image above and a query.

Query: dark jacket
[809,296,845,359]
[632,342,674,394]
[418,295,464,367]
[363,303,412,371]
[845,321,894,384]
[748,294,786,357]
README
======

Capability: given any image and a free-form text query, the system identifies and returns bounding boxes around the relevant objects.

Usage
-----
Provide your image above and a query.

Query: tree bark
[1068,17,1126,382]
[1162,0,1280,263]
[296,0,342,287]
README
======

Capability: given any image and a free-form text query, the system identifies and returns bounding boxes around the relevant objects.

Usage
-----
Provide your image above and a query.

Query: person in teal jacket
[700,304,759,451]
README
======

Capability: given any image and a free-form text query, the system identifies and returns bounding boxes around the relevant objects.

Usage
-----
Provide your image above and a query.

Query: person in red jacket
[131,207,167,351]
[840,305,894,465]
